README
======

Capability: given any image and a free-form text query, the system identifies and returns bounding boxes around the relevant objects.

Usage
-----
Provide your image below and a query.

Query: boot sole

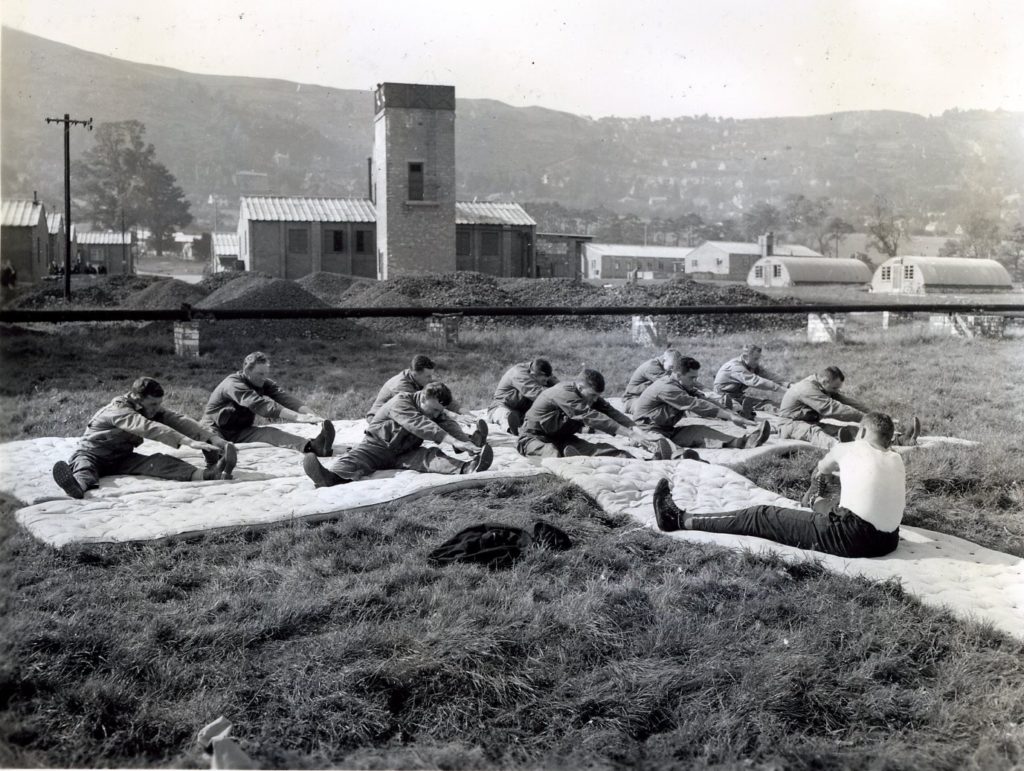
[302,452,347,488]
[52,461,85,499]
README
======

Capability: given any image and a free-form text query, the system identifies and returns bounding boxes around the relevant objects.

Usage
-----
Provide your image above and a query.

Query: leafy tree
[75,121,192,254]
[938,214,1001,260]
[783,194,831,251]
[865,195,907,258]
[142,162,193,255]
[824,216,856,258]
[741,202,782,241]
[75,121,154,229]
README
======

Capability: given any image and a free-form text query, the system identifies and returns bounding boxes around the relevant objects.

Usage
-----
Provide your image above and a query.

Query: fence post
[631,315,666,348]
[807,313,845,343]
[173,321,201,357]
[427,313,461,350]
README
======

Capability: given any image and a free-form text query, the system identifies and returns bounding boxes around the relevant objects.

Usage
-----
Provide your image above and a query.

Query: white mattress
[544,456,1024,641]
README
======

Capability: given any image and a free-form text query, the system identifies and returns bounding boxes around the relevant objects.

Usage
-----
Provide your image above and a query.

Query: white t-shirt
[828,440,906,532]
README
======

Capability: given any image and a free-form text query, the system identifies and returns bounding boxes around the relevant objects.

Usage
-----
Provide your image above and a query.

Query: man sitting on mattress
[632,353,771,458]
[52,377,236,499]
[518,368,670,459]
[777,365,920,450]
[302,382,493,487]
[653,411,906,558]
[487,357,558,435]
[621,347,680,414]
[367,353,487,446]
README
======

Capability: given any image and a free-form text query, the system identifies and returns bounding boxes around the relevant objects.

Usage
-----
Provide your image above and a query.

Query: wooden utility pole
[45,113,92,301]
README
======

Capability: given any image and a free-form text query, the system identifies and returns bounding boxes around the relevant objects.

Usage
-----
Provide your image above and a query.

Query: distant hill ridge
[3,26,1022,228]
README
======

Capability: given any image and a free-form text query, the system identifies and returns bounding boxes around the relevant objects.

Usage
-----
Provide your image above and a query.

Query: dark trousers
[203,424,308,465]
[516,433,632,459]
[327,438,466,480]
[688,500,899,558]
[69,450,198,490]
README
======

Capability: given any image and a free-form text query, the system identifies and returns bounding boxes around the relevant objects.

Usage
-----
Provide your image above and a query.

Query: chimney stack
[760,231,775,257]
[33,190,38,204]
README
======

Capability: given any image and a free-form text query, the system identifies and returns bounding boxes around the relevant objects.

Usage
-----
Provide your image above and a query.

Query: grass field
[1,319,1023,768]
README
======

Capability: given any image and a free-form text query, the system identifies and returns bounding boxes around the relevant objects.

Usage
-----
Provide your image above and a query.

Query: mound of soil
[125,279,208,310]
[197,276,362,341]
[12,275,161,309]
[296,272,367,306]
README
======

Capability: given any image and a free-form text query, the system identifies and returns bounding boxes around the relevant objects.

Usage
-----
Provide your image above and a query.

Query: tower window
[456,230,472,256]
[408,162,424,201]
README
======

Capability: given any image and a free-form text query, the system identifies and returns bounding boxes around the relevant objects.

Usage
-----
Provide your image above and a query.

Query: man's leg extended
[778,420,842,450]
[395,445,493,475]
[516,434,563,458]
[234,424,335,456]
[111,452,208,482]
[487,405,523,436]
[669,423,770,450]
[561,436,633,458]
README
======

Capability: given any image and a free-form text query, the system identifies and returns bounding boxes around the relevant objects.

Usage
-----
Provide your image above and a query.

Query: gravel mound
[12,275,161,308]
[197,276,361,340]
[335,272,800,334]
[296,272,366,306]
[125,279,208,310]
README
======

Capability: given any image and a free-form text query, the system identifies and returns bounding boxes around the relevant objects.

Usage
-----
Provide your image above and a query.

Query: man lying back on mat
[652,411,906,558]
[52,377,236,499]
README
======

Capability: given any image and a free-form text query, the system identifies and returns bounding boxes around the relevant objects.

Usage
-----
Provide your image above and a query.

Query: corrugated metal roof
[585,243,694,260]
[77,231,131,245]
[240,196,377,222]
[1,199,44,228]
[878,256,1012,287]
[212,232,239,256]
[755,257,872,283]
[46,213,63,235]
[455,202,536,226]
[702,241,822,257]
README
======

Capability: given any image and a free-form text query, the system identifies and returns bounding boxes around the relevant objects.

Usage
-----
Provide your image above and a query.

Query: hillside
[3,27,1023,230]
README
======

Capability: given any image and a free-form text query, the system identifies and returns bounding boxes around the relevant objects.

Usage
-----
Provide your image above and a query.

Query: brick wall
[374,84,457,279]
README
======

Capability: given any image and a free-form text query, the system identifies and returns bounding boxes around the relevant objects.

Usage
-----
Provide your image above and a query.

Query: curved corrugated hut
[870,256,1012,294]
[747,257,872,287]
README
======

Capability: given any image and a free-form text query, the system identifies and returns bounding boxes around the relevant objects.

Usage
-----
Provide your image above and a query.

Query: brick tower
[372,82,456,279]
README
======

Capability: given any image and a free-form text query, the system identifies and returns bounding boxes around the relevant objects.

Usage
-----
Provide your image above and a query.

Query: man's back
[831,440,905,532]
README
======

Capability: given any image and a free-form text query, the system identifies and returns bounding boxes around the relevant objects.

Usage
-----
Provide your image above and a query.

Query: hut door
[892,261,902,291]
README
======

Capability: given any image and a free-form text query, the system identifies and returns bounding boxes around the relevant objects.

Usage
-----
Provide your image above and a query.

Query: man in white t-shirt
[652,412,906,558]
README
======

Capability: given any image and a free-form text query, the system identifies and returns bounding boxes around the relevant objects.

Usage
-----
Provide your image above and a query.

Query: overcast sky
[3,0,1023,119]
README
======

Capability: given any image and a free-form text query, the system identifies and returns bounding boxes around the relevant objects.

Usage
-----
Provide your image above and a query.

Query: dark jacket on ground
[79,394,214,460]
[522,382,634,441]
[490,362,555,411]
[778,375,869,424]
[632,374,721,428]
[366,392,470,456]
[202,372,304,434]
[622,358,666,402]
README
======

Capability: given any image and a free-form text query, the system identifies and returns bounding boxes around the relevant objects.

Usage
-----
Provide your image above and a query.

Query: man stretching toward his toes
[653,411,906,558]
[303,382,492,487]
[52,377,236,499]
[632,354,771,458]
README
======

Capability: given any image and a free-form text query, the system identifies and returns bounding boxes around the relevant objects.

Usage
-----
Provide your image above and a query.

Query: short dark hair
[422,381,452,406]
[243,351,270,370]
[530,358,553,378]
[861,412,895,447]
[678,356,701,374]
[131,377,164,399]
[411,354,435,372]
[578,368,605,393]
[742,344,762,356]
[821,366,845,382]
